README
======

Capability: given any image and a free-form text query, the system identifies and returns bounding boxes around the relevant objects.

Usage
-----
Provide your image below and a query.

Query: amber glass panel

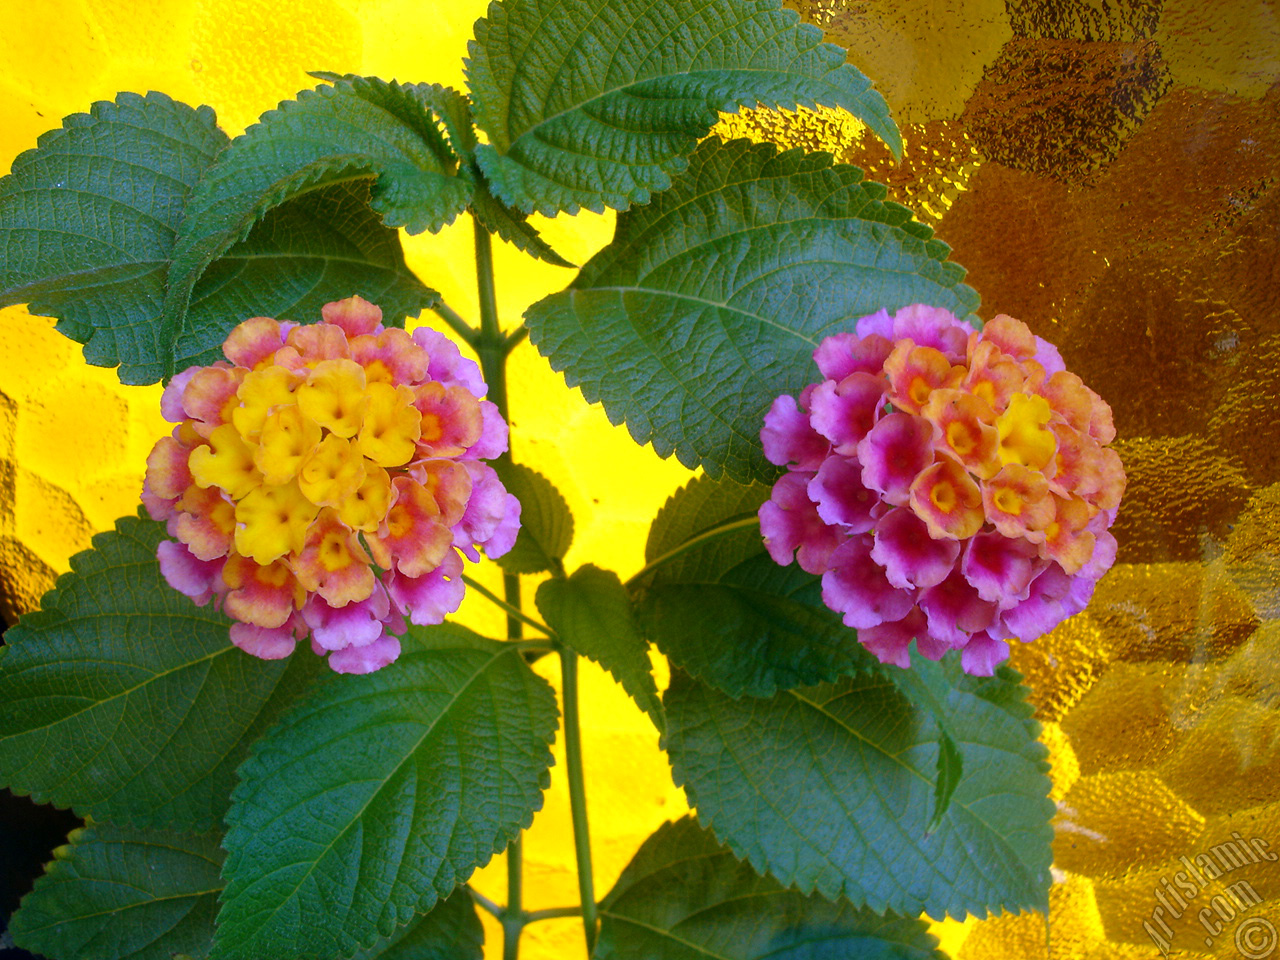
[2,1,1278,958]
[734,1,1280,956]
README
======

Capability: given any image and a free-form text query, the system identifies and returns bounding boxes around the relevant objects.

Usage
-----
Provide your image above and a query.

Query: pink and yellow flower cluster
[760,304,1124,675]
[143,296,520,674]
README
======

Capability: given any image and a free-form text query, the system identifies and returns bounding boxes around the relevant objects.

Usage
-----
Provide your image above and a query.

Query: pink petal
[858,413,935,506]
[961,531,1045,608]
[161,367,199,422]
[412,327,486,397]
[820,536,915,629]
[857,606,928,668]
[303,585,391,651]
[762,394,829,470]
[871,507,961,590]
[813,332,894,381]
[808,455,877,532]
[454,463,519,561]
[891,304,970,362]
[997,563,1076,642]
[466,401,509,460]
[1033,336,1066,375]
[229,614,303,660]
[959,630,1010,676]
[321,295,383,338]
[328,634,401,674]
[156,541,224,607]
[854,308,894,339]
[387,553,466,626]
[759,471,841,575]
[808,372,887,454]
[223,316,288,368]
[917,568,997,646]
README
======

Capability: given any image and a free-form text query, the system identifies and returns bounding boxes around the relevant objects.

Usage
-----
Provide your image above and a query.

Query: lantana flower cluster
[760,304,1125,675]
[143,296,520,674]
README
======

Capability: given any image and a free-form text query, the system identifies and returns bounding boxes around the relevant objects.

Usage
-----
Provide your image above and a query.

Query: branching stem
[560,650,599,954]
[460,574,556,639]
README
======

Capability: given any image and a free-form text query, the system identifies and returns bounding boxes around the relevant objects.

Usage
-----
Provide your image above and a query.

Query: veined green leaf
[213,625,557,960]
[173,180,439,372]
[525,137,979,483]
[0,512,320,831]
[536,565,664,732]
[664,665,1055,919]
[8,822,483,960]
[0,92,227,382]
[0,91,437,383]
[634,474,877,698]
[8,824,225,960]
[893,647,968,834]
[596,816,945,959]
[492,461,574,574]
[161,76,468,375]
[350,893,484,960]
[466,0,901,216]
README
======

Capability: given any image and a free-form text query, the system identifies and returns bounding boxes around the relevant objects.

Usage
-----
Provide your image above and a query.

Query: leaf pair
[9,823,483,960]
[525,136,980,484]
[0,90,438,383]
[0,517,560,959]
[596,815,946,959]
[636,476,1057,920]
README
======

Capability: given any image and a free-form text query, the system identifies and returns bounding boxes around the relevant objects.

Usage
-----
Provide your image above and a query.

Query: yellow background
[3,1,1280,959]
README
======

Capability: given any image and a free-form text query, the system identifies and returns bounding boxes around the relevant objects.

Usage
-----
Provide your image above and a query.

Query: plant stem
[471,217,532,960]
[624,512,761,587]
[525,905,585,922]
[468,886,503,920]
[430,299,479,346]
[503,836,524,960]
[460,574,556,639]
[560,650,598,955]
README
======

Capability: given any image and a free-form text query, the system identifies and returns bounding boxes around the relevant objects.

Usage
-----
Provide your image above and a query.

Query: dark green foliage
[0,513,320,831]
[525,138,979,482]
[596,816,946,959]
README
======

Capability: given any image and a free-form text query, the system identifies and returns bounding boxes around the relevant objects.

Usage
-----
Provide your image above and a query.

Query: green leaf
[0,92,228,383]
[471,175,575,268]
[634,475,877,698]
[0,512,320,831]
[8,824,225,960]
[536,565,664,732]
[213,625,557,960]
[892,648,968,834]
[350,893,484,960]
[466,0,901,216]
[524,137,979,483]
[596,816,946,960]
[9,822,484,960]
[172,180,440,372]
[161,76,469,375]
[492,462,574,574]
[663,665,1055,919]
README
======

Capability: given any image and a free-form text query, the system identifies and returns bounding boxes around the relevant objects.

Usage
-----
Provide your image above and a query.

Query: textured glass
[1,1,1277,958]
[735,1,1280,956]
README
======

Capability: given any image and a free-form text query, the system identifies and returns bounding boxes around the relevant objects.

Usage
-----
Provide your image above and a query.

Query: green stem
[525,905,585,922]
[430,298,479,346]
[468,886,503,920]
[503,836,524,960]
[460,574,556,639]
[560,650,598,955]
[625,512,761,588]
[472,218,536,960]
